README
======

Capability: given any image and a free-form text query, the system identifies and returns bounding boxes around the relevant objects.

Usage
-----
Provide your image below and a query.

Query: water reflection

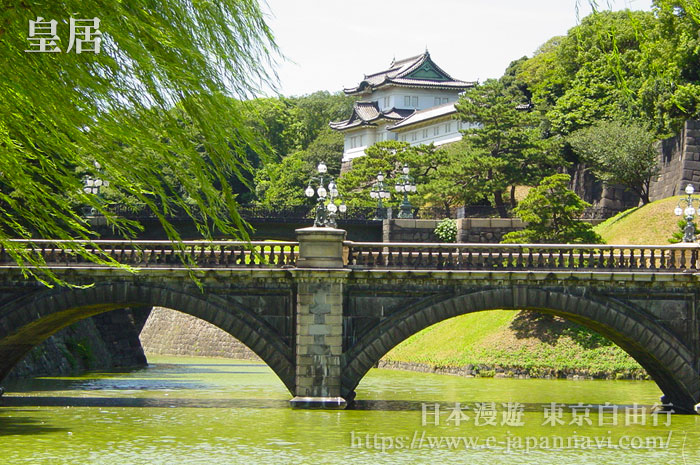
[0,356,697,465]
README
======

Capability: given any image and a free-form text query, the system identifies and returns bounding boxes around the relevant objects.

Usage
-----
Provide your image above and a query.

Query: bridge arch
[341,287,700,413]
[0,281,295,393]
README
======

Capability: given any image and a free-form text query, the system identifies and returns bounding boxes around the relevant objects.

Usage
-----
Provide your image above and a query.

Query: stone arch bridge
[0,229,698,413]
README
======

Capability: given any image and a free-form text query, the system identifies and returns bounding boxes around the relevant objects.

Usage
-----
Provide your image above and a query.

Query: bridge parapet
[1,231,700,413]
[0,239,298,269]
[345,242,700,272]
[4,239,700,274]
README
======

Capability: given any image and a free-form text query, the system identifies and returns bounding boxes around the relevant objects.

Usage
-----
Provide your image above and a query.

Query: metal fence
[104,203,626,221]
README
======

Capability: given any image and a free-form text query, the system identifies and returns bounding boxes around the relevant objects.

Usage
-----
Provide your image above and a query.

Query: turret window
[404,96,419,108]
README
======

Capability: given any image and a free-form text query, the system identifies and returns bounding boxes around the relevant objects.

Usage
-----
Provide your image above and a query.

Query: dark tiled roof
[343,51,475,95]
[329,101,414,131]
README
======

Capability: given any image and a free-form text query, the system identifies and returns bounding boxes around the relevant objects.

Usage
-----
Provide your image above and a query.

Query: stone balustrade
[345,242,700,272]
[0,239,298,268]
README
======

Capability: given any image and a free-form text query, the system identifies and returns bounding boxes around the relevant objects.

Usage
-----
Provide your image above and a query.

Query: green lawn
[593,196,681,245]
[382,200,681,378]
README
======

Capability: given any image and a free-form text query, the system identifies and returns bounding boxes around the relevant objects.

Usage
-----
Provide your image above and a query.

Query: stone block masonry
[7,307,148,380]
[139,307,261,360]
[383,218,605,244]
[290,273,349,409]
[650,120,700,201]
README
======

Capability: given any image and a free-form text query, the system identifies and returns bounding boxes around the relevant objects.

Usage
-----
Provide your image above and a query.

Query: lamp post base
[397,202,413,219]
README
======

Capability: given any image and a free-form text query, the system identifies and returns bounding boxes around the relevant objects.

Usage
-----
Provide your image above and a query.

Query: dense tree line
[255,3,699,217]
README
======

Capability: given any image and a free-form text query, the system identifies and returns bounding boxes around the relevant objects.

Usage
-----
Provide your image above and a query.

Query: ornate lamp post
[674,183,700,242]
[305,161,346,228]
[394,163,417,219]
[370,171,390,220]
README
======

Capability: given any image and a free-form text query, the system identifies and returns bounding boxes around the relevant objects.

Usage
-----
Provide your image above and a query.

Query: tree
[502,174,603,244]
[454,78,560,217]
[1,1,278,282]
[518,6,700,138]
[254,128,345,206]
[337,141,447,208]
[568,120,659,204]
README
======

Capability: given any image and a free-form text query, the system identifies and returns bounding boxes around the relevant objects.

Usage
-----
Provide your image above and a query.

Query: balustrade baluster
[346,246,355,266]
[512,249,520,269]
[275,245,284,266]
[447,248,455,270]
[494,250,503,269]
[575,249,583,270]
[290,245,297,266]
[545,250,554,269]
[680,247,687,269]
[354,247,363,266]
[464,250,472,269]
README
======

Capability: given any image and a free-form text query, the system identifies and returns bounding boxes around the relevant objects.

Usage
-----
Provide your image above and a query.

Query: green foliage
[244,91,354,159]
[249,91,354,206]
[1,0,278,283]
[254,128,344,205]
[669,219,700,243]
[453,78,562,216]
[568,120,659,204]
[518,7,700,137]
[337,141,447,207]
[434,218,457,243]
[502,174,604,244]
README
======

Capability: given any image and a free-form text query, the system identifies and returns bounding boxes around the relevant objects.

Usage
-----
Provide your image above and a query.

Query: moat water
[1,356,698,464]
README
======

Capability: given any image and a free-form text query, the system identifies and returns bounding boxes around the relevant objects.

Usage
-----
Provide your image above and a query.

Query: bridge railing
[344,242,700,272]
[0,240,299,268]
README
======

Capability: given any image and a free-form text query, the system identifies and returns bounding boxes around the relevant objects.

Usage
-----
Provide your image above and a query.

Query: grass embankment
[382,196,685,379]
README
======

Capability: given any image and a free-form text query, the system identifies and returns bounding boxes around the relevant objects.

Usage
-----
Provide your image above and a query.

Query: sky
[262,0,654,97]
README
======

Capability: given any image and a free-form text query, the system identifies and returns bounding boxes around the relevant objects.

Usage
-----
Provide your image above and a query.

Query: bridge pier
[290,227,349,409]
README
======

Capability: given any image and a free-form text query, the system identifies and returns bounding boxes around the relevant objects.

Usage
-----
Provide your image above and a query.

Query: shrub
[434,218,457,243]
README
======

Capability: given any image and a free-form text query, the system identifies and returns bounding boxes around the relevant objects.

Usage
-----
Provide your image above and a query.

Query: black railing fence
[103,204,624,221]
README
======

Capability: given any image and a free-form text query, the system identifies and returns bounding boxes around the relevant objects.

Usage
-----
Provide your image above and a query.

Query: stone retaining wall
[139,307,260,360]
[7,307,148,380]
[649,120,700,201]
[383,218,604,243]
